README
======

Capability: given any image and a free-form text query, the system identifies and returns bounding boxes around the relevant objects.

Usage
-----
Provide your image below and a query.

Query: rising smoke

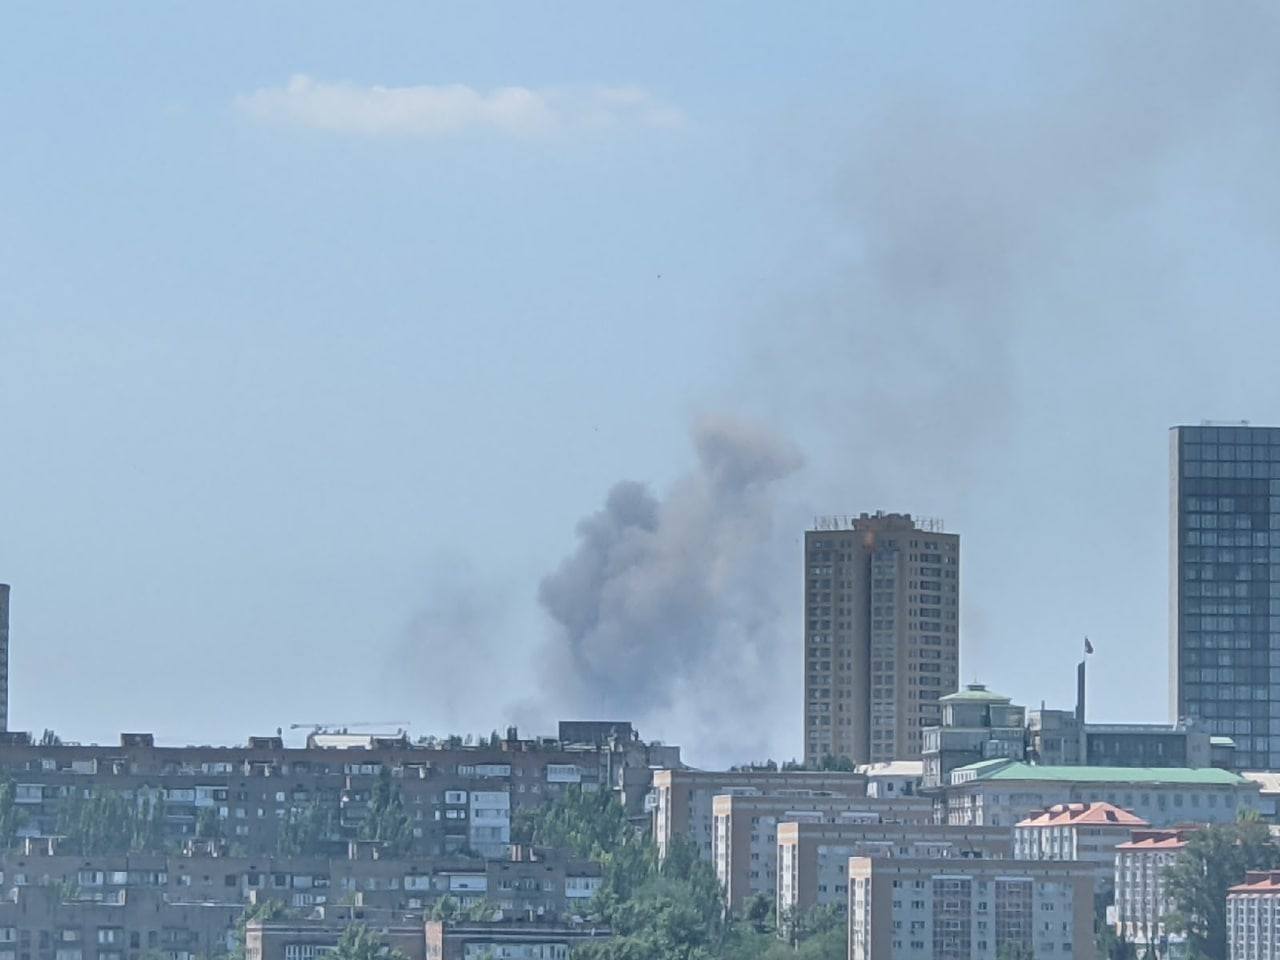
[537,416,801,758]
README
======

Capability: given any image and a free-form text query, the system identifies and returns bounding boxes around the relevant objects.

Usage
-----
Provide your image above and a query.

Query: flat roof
[953,759,1248,785]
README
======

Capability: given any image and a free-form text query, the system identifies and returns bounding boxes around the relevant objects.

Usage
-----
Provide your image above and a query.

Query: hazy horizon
[5,3,1280,768]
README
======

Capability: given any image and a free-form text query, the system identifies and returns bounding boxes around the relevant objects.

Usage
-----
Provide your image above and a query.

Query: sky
[3,3,1280,767]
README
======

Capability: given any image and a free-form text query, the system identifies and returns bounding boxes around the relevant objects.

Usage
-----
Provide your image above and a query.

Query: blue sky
[3,3,1280,765]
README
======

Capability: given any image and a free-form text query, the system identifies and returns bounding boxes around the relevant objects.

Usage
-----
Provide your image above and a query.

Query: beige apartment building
[848,856,1096,960]
[776,820,1011,922]
[711,792,935,912]
[651,768,867,860]
[804,513,959,766]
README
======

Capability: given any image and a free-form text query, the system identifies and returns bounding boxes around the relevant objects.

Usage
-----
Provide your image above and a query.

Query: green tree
[743,892,774,935]
[228,898,295,960]
[277,801,339,856]
[0,781,27,850]
[329,925,407,960]
[360,768,412,857]
[196,807,222,841]
[1165,817,1280,960]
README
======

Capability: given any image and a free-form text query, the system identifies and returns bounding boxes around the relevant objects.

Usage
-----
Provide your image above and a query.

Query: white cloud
[235,75,685,138]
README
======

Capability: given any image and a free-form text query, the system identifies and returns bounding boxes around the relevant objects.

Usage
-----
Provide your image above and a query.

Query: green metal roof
[954,759,1247,785]
[938,684,1012,704]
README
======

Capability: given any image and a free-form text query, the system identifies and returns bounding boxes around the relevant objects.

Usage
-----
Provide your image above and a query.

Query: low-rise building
[1227,870,1280,960]
[712,792,934,912]
[652,768,867,860]
[777,821,1011,923]
[858,762,923,799]
[1027,711,1218,770]
[1013,802,1147,890]
[944,759,1259,827]
[847,856,1097,960]
[1114,827,1196,959]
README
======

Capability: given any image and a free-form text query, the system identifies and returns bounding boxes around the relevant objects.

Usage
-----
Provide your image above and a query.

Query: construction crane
[289,720,411,734]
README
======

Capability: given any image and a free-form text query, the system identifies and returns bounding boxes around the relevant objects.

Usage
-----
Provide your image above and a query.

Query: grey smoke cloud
[537,415,801,748]
[395,3,1280,762]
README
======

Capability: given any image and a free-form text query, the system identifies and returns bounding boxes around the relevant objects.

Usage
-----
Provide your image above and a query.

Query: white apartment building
[1013,802,1147,889]
[848,856,1097,960]
[1228,871,1280,960]
[1114,828,1194,959]
[945,759,1258,827]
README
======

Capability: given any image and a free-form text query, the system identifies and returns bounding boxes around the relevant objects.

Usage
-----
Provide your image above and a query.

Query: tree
[40,730,62,747]
[743,893,774,935]
[0,781,27,850]
[329,925,406,960]
[196,807,222,841]
[1165,817,1280,960]
[360,768,412,857]
[277,801,339,856]
[229,898,295,960]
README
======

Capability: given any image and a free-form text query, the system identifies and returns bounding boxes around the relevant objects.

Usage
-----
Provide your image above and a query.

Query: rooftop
[1230,870,1280,894]
[1016,802,1147,829]
[952,759,1249,786]
[1116,828,1198,852]
[939,683,1012,705]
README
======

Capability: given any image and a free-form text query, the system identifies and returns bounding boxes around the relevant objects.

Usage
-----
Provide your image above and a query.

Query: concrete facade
[776,821,1011,923]
[848,856,1096,960]
[804,514,960,765]
[710,792,934,912]
[0,731,671,858]
[651,768,867,861]
[1114,828,1195,959]
[1012,802,1147,891]
[943,759,1260,828]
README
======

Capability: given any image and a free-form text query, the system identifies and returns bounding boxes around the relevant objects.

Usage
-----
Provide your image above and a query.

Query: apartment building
[246,915,612,960]
[0,840,601,921]
[651,768,867,860]
[1228,871,1280,960]
[804,513,960,765]
[0,885,241,960]
[0,729,670,858]
[777,821,1011,922]
[943,759,1259,827]
[921,685,1025,790]
[711,792,934,912]
[1114,828,1196,958]
[1013,802,1147,890]
[848,856,1096,960]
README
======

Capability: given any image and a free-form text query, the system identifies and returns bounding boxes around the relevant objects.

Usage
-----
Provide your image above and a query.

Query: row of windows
[1183,461,1280,479]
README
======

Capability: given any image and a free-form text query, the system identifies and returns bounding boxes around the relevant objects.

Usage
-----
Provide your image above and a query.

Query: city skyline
[6,5,1280,768]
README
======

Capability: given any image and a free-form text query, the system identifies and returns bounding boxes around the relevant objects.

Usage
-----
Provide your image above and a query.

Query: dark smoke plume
[537,416,801,755]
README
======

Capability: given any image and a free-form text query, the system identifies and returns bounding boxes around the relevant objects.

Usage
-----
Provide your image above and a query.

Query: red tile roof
[1115,827,1197,851]
[1230,871,1280,894]
[1016,801,1148,829]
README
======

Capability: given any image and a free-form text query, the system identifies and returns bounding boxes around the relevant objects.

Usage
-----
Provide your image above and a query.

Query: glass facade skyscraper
[1170,424,1280,771]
